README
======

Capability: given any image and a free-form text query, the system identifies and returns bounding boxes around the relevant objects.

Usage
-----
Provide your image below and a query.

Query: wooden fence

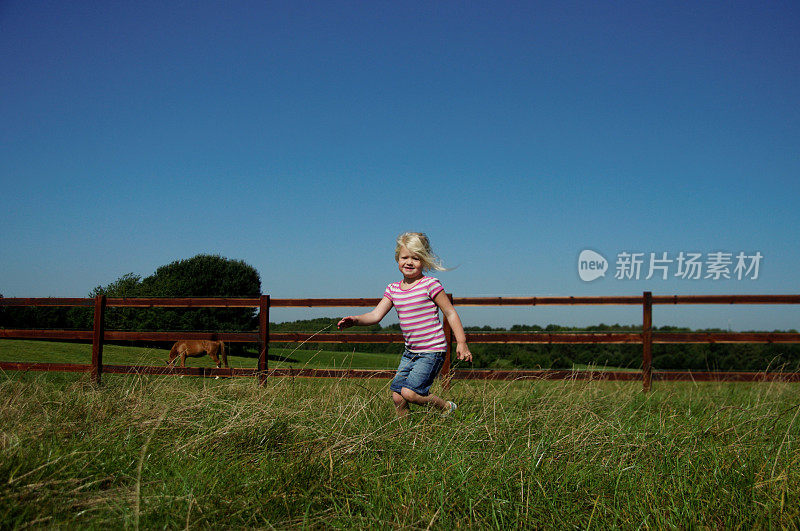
[2,292,800,391]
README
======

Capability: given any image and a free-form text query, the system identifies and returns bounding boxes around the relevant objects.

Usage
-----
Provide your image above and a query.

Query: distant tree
[0,291,81,331]
[64,273,145,330]
[91,273,142,298]
[139,255,260,301]
[88,255,261,341]
[141,255,260,333]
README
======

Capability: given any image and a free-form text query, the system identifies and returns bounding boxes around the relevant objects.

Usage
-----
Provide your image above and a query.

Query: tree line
[1,254,261,355]
[2,255,799,371]
[268,318,800,372]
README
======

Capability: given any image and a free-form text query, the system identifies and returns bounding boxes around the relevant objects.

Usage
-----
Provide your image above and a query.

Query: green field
[1,342,799,528]
[0,339,400,370]
[0,340,635,373]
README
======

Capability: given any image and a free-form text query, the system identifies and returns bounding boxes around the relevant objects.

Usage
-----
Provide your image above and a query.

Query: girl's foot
[442,401,457,416]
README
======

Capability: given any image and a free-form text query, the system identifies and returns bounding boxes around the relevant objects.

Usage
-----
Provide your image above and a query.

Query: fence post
[440,293,454,391]
[258,295,270,386]
[642,291,653,392]
[91,295,106,385]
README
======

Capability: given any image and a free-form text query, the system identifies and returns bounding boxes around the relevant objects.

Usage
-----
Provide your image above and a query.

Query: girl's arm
[337,297,393,329]
[432,291,473,362]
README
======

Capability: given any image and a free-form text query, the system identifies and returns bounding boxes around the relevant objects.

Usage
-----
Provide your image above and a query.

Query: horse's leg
[208,351,221,368]
[168,343,181,367]
[205,344,221,368]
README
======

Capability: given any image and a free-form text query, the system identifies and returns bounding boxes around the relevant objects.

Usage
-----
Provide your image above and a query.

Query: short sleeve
[427,278,444,299]
[383,284,394,302]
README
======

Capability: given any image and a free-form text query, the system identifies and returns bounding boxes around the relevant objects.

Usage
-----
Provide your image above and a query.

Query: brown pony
[167,340,227,368]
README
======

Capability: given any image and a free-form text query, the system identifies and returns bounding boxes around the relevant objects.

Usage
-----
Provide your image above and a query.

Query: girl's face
[397,246,423,282]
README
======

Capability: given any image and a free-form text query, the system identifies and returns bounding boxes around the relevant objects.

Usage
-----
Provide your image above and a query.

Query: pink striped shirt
[384,276,447,352]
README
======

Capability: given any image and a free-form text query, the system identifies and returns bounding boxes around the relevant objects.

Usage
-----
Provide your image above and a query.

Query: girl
[337,232,472,417]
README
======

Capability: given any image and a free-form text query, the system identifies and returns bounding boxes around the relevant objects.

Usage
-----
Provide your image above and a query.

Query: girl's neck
[400,275,424,289]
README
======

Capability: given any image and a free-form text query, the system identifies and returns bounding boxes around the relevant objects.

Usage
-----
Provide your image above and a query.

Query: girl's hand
[456,342,472,362]
[337,316,357,329]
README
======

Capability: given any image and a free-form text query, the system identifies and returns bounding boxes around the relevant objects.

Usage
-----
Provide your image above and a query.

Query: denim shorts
[390,349,446,396]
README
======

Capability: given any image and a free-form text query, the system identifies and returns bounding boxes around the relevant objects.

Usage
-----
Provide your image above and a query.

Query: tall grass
[1,369,798,528]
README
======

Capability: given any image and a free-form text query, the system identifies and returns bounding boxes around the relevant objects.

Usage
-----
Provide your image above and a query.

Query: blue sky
[2,1,799,330]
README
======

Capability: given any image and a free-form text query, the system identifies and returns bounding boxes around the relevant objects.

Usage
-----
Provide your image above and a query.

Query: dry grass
[1,369,799,528]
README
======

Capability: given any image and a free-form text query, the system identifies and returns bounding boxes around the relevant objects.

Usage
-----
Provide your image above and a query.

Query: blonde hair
[394,232,447,272]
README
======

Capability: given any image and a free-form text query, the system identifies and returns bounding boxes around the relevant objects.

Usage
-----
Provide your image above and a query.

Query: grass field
[1,342,799,528]
[0,340,632,373]
[0,339,400,370]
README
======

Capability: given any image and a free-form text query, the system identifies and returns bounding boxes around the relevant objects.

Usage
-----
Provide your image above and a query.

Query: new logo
[578,250,608,282]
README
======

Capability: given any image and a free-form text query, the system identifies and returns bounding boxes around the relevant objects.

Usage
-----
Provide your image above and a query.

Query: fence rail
[2,292,800,390]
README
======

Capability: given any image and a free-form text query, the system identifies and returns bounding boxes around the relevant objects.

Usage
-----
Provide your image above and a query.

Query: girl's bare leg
[392,391,410,417]
[400,387,449,411]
